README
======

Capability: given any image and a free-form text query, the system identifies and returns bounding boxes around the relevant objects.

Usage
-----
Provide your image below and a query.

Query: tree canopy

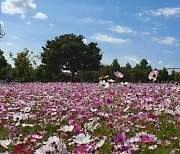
[41,33,102,81]
[111,59,120,72]
[10,48,35,81]
[0,49,9,79]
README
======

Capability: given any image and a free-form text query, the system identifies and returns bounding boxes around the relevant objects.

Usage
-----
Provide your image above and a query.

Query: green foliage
[0,24,5,39]
[0,127,8,140]
[158,68,168,82]
[125,62,132,70]
[0,49,11,80]
[10,48,35,82]
[41,33,102,81]
[66,58,179,83]
[111,59,120,72]
[140,59,148,70]
[169,70,180,81]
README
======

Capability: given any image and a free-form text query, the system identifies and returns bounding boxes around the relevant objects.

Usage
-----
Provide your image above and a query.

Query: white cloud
[161,37,176,45]
[92,33,129,44]
[137,13,143,17]
[1,0,36,15]
[49,23,55,27]
[150,7,180,17]
[20,14,26,19]
[6,42,13,46]
[163,50,173,55]
[140,7,180,17]
[81,18,94,23]
[13,36,19,40]
[141,18,150,22]
[152,36,177,45]
[165,64,173,68]
[152,27,157,33]
[33,12,48,20]
[148,60,152,64]
[26,21,31,25]
[80,18,113,24]
[109,25,133,34]
[96,20,113,24]
[124,56,140,64]
[0,21,4,26]
[141,32,149,35]
[158,60,163,64]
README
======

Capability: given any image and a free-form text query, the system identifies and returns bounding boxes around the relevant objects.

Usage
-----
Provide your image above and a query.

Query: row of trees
[76,59,180,82]
[1,48,179,82]
[0,26,179,82]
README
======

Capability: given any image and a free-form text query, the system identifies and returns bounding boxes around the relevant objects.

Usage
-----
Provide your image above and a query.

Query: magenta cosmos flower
[114,71,123,78]
[148,70,158,81]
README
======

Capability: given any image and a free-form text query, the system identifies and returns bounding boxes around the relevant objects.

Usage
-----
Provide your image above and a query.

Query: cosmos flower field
[0,82,180,153]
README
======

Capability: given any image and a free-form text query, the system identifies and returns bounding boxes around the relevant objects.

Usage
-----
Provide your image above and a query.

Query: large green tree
[0,24,9,80]
[0,49,9,79]
[10,48,35,81]
[41,34,102,81]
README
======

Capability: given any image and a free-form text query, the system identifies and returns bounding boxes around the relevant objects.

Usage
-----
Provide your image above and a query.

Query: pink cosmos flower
[30,137,37,142]
[140,134,156,143]
[68,119,74,125]
[74,123,84,134]
[14,144,26,153]
[148,70,158,81]
[0,103,5,112]
[114,71,123,78]
[74,145,89,153]
[177,117,180,123]
[114,132,126,144]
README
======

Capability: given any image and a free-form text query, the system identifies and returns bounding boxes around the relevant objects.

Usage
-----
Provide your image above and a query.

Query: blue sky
[0,0,180,69]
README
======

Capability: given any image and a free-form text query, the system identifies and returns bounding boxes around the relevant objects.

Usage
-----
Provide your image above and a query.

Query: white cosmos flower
[41,145,55,152]
[90,108,98,112]
[131,144,139,151]
[99,80,109,88]
[175,105,180,115]
[32,134,43,139]
[148,70,158,81]
[148,144,157,150]
[127,136,141,143]
[0,139,11,149]
[13,112,23,121]
[74,133,91,145]
[35,145,55,154]
[35,148,46,154]
[36,136,67,154]
[22,123,34,127]
[15,122,20,126]
[107,79,115,83]
[60,125,74,132]
[123,82,129,86]
[104,75,109,79]
[95,139,106,150]
[57,140,68,153]
[114,71,123,78]
[47,136,60,145]
[22,106,31,112]
[13,112,28,121]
